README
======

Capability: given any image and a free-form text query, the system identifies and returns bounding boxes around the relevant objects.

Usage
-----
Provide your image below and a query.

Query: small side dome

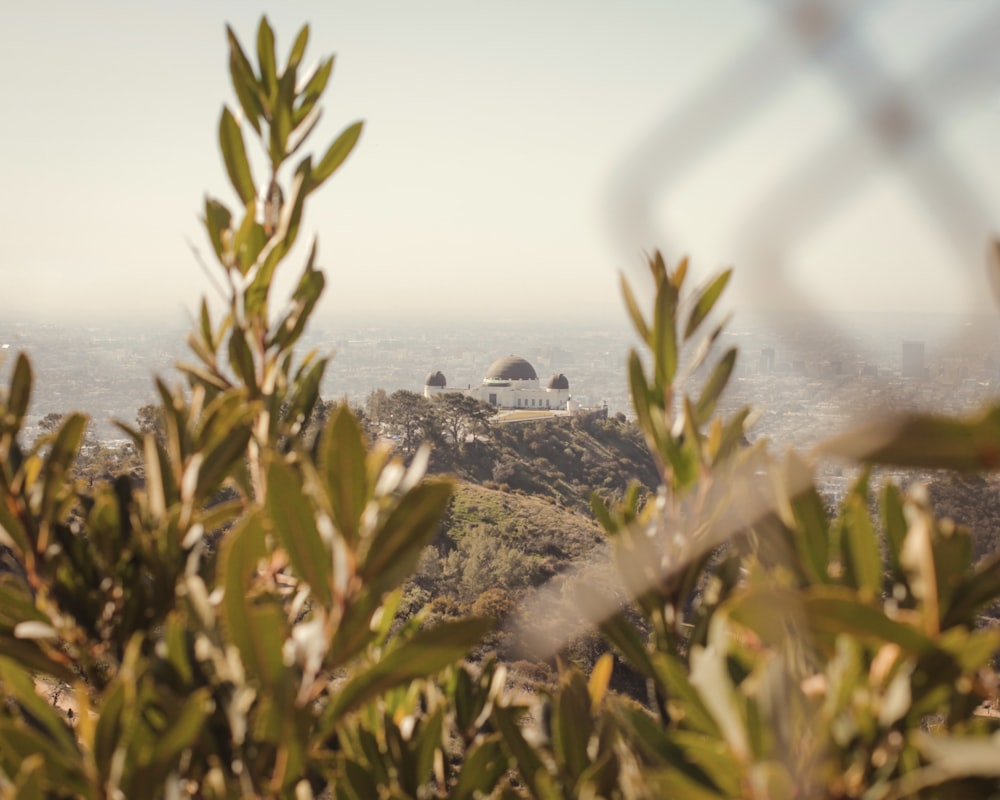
[425,370,447,388]
[547,373,569,390]
[485,355,537,381]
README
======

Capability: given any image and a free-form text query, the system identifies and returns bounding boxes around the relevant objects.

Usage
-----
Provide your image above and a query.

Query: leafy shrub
[471,587,515,622]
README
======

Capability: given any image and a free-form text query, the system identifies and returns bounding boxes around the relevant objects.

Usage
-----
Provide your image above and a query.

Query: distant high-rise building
[902,340,926,379]
[759,347,775,373]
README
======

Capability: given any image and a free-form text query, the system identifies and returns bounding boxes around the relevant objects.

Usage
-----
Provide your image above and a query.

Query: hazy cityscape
[4,310,1000,486]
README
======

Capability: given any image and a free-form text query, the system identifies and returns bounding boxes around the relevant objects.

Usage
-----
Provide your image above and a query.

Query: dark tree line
[359,389,493,454]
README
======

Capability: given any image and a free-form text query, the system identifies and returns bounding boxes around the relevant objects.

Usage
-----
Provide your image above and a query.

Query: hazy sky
[3,1,1000,328]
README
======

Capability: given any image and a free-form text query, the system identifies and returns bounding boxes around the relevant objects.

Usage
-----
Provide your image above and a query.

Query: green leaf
[282,356,327,433]
[256,16,277,99]
[620,273,650,344]
[711,409,748,467]
[286,24,309,70]
[203,197,233,264]
[226,24,264,134]
[453,736,508,800]
[266,458,332,606]
[7,353,32,425]
[151,688,212,768]
[688,644,748,761]
[287,105,322,158]
[40,413,88,519]
[0,657,79,757]
[194,397,254,498]
[312,121,363,187]
[802,587,935,655]
[838,473,882,596]
[413,707,445,792]
[218,510,288,687]
[490,704,555,800]
[685,268,732,341]
[647,651,722,738]
[819,404,1000,471]
[552,670,593,785]
[269,67,297,164]
[695,347,736,422]
[219,107,256,205]
[0,500,29,555]
[943,550,1000,627]
[294,56,334,126]
[359,480,453,594]
[0,722,88,797]
[323,617,490,726]
[594,607,656,678]
[321,406,370,547]
[233,202,266,275]
[227,325,258,391]
[271,238,324,352]
[11,754,46,800]
[612,707,727,797]
[651,275,679,392]
[783,458,829,584]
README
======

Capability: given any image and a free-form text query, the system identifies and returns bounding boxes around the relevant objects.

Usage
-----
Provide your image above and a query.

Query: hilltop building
[424,354,574,411]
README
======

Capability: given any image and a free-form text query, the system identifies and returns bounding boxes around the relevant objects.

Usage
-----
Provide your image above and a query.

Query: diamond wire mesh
[518,0,1000,660]
[610,0,1000,323]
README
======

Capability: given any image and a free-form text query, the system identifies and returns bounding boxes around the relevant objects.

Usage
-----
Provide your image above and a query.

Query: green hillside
[427,412,659,514]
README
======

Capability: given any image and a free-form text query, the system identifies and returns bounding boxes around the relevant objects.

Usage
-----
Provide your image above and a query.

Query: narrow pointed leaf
[620,273,650,343]
[219,108,256,205]
[8,353,32,424]
[323,617,490,726]
[685,268,732,340]
[256,16,277,98]
[286,24,309,70]
[321,406,369,546]
[266,459,332,606]
[227,24,263,133]
[695,348,736,422]
[312,121,363,187]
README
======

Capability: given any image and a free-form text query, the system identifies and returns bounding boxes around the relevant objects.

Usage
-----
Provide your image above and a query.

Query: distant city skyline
[3,2,1000,328]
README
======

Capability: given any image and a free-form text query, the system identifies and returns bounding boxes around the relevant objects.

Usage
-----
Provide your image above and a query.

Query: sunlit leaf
[8,353,32,426]
[803,587,935,654]
[695,348,736,423]
[620,273,650,344]
[227,24,264,133]
[359,479,453,594]
[286,24,309,70]
[322,617,490,726]
[266,458,332,606]
[552,670,592,783]
[819,404,1000,471]
[838,473,882,597]
[321,406,369,547]
[256,16,277,98]
[219,108,256,206]
[684,268,731,341]
[312,121,363,187]
[452,736,508,800]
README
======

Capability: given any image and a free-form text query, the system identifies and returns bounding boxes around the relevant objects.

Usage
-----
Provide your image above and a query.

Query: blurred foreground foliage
[3,16,1000,799]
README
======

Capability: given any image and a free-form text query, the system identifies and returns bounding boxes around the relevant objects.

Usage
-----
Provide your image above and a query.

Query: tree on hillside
[383,389,434,453]
[432,393,493,451]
